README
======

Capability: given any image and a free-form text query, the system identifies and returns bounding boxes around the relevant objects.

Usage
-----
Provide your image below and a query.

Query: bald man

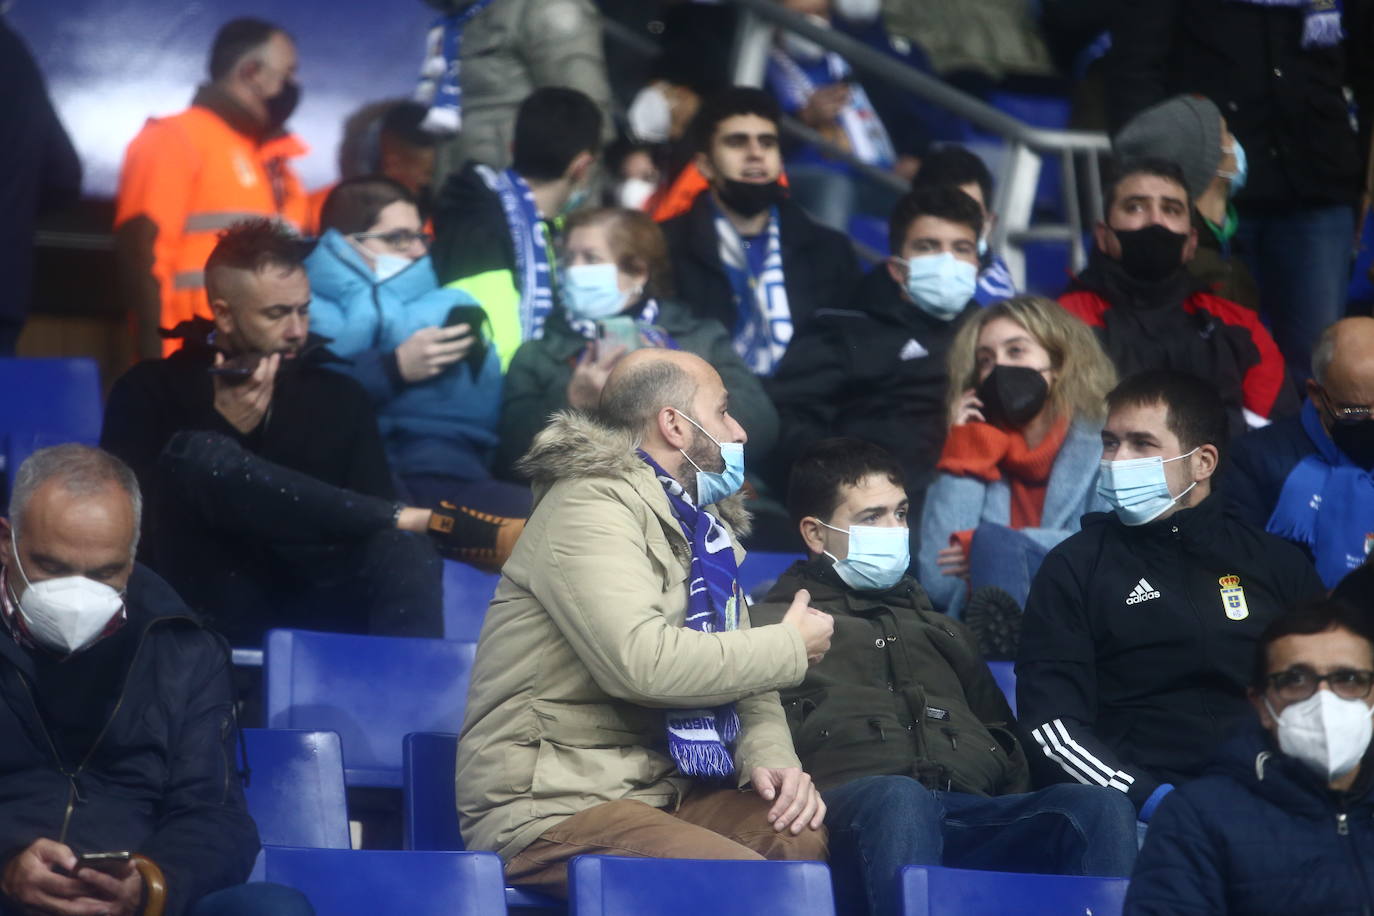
[456,348,833,898]
[1228,317,1374,588]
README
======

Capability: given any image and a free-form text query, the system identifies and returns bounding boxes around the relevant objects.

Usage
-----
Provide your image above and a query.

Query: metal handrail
[723,0,1112,285]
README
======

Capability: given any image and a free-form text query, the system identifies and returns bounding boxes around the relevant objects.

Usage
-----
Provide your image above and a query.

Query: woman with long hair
[918,295,1117,618]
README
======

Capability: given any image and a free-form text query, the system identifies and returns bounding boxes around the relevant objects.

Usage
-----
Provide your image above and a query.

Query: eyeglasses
[1317,387,1373,425]
[351,229,432,252]
[1266,665,1374,702]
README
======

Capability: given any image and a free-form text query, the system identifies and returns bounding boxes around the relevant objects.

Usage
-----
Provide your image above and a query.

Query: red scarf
[937,417,1070,529]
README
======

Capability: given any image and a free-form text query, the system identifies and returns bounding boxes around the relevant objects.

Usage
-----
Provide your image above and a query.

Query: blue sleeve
[917,471,988,616]
[330,347,398,406]
[1124,788,1229,915]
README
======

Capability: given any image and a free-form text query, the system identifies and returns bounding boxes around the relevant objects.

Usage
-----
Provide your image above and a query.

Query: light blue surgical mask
[373,252,414,282]
[901,252,976,321]
[1096,448,1199,526]
[678,413,745,505]
[820,521,909,591]
[562,263,631,320]
[1220,140,1247,196]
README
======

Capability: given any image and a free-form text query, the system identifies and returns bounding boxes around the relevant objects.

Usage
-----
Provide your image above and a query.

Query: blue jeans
[190,882,314,915]
[823,775,1138,916]
[968,522,1049,610]
[1234,203,1355,382]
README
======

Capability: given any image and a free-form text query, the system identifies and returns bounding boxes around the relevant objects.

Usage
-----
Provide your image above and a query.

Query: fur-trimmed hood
[517,410,751,536]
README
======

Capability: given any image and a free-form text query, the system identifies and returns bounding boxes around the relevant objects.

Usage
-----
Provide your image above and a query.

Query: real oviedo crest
[1219,575,1249,621]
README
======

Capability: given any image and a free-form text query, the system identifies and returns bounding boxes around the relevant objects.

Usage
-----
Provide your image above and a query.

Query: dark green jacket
[752,560,1030,796]
[495,298,780,479]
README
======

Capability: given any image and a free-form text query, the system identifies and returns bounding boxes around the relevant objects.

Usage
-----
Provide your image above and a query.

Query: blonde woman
[918,295,1117,618]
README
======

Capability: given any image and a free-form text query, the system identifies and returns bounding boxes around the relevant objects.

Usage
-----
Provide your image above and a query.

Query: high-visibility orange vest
[115,104,309,354]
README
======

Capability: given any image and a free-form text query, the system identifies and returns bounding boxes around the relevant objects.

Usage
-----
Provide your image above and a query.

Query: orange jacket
[115,99,309,353]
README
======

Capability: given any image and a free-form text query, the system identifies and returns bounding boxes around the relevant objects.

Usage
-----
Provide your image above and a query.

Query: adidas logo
[898,338,929,361]
[1125,578,1161,605]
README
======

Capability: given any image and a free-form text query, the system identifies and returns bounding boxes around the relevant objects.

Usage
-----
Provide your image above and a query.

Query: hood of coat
[517,409,751,535]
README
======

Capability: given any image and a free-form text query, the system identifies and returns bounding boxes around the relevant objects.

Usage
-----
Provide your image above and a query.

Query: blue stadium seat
[402,731,565,912]
[441,559,500,641]
[241,729,351,850]
[986,661,1017,718]
[0,357,101,499]
[899,864,1128,916]
[259,846,507,916]
[264,629,476,787]
[738,551,805,601]
[569,856,835,916]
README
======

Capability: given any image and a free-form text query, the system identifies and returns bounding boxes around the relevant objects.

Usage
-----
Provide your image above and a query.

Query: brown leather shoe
[428,501,525,572]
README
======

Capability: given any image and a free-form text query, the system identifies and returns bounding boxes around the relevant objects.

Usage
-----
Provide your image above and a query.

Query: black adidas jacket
[1016,493,1323,812]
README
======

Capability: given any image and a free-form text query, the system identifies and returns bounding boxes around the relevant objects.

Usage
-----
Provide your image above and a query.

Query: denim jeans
[968,522,1050,611]
[1234,203,1355,382]
[190,882,315,915]
[823,775,1138,916]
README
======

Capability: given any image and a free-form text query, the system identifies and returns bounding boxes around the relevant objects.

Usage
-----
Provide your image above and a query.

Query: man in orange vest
[115,18,310,357]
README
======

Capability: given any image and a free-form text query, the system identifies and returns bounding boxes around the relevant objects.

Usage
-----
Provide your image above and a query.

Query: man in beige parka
[456,349,833,897]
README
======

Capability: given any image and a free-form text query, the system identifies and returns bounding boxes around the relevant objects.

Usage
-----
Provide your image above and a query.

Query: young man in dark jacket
[0,445,311,916]
[752,438,1136,916]
[101,221,501,646]
[1058,158,1294,439]
[767,187,980,517]
[660,87,859,376]
[1125,598,1374,915]
[1018,370,1324,829]
[429,87,603,369]
[1106,0,1374,381]
[1227,317,1374,589]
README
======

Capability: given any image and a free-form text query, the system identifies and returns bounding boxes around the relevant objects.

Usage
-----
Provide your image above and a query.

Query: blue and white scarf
[1231,0,1344,48]
[566,299,678,349]
[1267,399,1374,587]
[638,449,744,779]
[716,206,792,376]
[974,253,1019,307]
[414,0,497,135]
[477,164,554,341]
[767,49,896,167]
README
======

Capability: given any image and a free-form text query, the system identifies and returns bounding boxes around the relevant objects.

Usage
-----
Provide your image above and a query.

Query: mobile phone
[444,304,489,379]
[206,353,261,384]
[63,851,132,877]
[596,316,644,355]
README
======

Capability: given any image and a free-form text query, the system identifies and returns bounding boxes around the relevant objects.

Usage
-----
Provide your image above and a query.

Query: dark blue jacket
[0,565,259,916]
[1224,413,1318,535]
[1125,726,1374,915]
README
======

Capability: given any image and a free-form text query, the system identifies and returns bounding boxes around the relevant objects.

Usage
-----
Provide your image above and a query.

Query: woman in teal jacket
[307,176,530,517]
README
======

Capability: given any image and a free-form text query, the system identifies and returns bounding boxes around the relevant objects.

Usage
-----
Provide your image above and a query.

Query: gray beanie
[1112,95,1223,200]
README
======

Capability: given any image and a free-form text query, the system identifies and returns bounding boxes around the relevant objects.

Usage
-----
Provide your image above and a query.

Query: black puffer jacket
[751,560,1030,796]
[0,566,258,916]
[1017,494,1324,811]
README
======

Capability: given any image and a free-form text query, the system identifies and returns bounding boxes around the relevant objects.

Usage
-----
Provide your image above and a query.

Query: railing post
[730,9,773,88]
[994,141,1041,292]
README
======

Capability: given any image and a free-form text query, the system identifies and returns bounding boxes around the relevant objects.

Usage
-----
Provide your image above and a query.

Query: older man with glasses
[1125,598,1374,915]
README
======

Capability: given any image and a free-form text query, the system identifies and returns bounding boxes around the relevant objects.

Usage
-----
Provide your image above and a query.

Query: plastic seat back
[737,551,804,600]
[403,731,464,851]
[986,661,1017,717]
[240,729,350,849]
[264,629,476,787]
[261,846,506,916]
[569,856,835,916]
[441,560,500,641]
[0,357,101,497]
[899,865,1128,916]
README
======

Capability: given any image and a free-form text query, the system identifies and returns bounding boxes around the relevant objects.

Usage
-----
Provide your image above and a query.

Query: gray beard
[678,428,723,504]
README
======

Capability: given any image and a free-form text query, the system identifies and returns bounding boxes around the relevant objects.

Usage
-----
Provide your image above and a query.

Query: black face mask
[1112,224,1187,283]
[976,364,1050,430]
[1330,418,1374,470]
[717,179,786,218]
[264,80,300,133]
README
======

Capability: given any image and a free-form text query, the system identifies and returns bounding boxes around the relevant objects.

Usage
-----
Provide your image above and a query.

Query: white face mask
[627,84,673,144]
[1266,691,1374,783]
[833,0,882,23]
[618,177,657,211]
[10,531,125,655]
[373,252,414,282]
[780,16,830,61]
